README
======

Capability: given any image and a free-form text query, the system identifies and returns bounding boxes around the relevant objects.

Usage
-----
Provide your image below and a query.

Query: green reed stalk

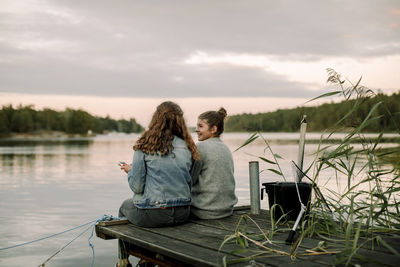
[225,69,400,266]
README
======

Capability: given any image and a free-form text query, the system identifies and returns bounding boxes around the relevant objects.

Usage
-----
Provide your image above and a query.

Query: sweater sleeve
[190,159,203,186]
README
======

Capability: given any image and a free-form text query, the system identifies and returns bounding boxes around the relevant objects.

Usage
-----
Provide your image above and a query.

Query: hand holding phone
[119,161,131,173]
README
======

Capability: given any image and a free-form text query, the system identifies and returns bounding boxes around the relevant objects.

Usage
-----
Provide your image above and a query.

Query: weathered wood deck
[95,206,400,266]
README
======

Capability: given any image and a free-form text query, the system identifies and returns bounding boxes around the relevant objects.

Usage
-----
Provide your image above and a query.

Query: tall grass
[221,69,400,266]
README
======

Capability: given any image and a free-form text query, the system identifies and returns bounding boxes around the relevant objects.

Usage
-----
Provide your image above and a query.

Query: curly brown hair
[134,101,199,160]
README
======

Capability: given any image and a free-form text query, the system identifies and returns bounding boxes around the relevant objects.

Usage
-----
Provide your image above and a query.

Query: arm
[190,159,203,186]
[127,150,146,194]
[191,141,207,186]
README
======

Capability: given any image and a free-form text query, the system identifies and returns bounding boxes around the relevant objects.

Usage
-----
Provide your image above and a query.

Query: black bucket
[261,182,312,221]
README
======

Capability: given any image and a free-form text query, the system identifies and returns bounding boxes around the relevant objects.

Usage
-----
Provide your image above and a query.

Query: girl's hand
[121,164,131,173]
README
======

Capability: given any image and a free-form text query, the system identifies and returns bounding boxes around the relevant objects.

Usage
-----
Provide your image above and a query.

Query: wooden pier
[96,206,400,266]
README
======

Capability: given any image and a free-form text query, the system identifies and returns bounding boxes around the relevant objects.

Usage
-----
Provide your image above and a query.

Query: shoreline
[0,131,97,142]
[1,131,399,143]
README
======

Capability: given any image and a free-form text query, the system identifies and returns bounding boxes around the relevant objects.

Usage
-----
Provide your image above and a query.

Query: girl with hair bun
[118,101,199,267]
[191,107,238,219]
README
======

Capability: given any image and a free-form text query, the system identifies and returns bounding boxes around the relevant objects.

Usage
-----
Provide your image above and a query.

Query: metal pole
[285,203,306,244]
[249,161,260,214]
[297,115,307,182]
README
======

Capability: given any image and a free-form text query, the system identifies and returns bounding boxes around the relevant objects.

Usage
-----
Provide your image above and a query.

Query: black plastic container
[261,182,312,221]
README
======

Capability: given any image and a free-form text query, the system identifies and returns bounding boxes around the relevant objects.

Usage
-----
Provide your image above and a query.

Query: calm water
[0,132,398,266]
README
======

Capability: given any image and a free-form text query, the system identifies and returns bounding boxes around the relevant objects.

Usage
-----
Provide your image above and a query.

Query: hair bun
[218,107,227,119]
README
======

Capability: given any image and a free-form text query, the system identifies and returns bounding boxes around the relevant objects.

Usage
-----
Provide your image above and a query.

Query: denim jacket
[128,136,192,209]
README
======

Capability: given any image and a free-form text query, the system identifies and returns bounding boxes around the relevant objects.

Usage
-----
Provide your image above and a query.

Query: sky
[1,0,399,127]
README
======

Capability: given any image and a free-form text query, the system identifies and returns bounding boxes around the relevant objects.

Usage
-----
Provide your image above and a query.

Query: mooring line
[39,223,94,267]
[88,215,122,267]
[1,215,122,267]
[0,219,97,251]
[88,215,111,267]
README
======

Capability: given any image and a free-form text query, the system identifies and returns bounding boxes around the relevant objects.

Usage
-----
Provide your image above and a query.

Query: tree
[0,110,9,133]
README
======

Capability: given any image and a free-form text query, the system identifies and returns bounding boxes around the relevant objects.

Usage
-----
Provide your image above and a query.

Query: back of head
[135,101,199,160]
[150,101,185,138]
[199,107,227,137]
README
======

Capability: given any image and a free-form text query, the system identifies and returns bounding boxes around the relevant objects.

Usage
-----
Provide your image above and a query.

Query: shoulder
[134,149,144,157]
[172,136,187,147]
[196,137,216,150]
[132,149,146,163]
[197,138,230,154]
[197,137,225,146]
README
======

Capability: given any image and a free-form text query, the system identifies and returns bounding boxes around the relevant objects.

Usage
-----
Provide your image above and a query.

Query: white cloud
[0,0,82,24]
[16,39,78,52]
[184,51,400,92]
[172,76,184,83]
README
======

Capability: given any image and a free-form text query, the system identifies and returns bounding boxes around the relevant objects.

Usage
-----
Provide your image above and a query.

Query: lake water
[0,132,398,266]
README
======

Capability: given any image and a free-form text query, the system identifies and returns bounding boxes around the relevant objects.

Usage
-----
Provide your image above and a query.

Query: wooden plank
[189,210,273,232]
[95,215,334,266]
[120,217,335,266]
[97,223,246,266]
[143,223,329,266]
[96,208,400,266]
[208,211,400,259]
[190,213,400,266]
[97,219,129,226]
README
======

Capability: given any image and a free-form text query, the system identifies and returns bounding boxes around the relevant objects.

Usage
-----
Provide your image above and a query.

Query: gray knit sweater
[191,137,238,219]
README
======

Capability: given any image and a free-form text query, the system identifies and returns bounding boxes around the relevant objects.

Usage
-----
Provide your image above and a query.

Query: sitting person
[191,107,238,219]
[118,101,199,267]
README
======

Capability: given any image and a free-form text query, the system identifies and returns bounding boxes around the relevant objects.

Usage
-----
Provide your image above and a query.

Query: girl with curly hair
[117,101,199,267]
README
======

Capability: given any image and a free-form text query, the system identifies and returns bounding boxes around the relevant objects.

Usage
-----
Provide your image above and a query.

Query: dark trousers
[118,198,190,259]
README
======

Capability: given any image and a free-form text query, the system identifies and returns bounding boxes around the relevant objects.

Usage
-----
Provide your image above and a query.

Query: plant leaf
[230,248,248,255]
[219,234,237,251]
[376,236,400,256]
[267,168,282,176]
[258,156,276,164]
[305,90,342,103]
[233,133,258,152]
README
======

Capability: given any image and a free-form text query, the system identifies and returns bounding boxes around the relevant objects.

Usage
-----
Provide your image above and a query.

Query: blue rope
[40,223,95,266]
[88,215,123,267]
[0,214,123,267]
[0,219,97,251]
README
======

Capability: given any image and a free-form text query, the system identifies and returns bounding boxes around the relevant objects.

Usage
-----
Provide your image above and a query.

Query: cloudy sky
[1,0,399,126]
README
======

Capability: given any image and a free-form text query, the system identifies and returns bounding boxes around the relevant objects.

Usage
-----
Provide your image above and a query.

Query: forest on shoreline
[0,105,144,137]
[225,91,400,133]
[1,91,399,138]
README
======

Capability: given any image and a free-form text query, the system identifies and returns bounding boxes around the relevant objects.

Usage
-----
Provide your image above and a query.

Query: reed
[221,69,400,266]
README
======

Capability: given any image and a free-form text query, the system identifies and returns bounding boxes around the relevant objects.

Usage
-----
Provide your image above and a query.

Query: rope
[39,223,94,267]
[87,215,123,267]
[0,214,123,267]
[0,219,97,251]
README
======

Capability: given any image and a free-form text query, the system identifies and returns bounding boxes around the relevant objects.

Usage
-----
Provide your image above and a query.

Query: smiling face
[196,119,217,141]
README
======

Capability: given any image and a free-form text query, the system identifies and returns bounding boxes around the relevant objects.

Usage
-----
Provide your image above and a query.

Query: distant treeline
[0,105,144,135]
[225,91,400,132]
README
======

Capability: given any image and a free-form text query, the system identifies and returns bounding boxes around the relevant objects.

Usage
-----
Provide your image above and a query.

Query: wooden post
[297,115,307,182]
[249,161,260,214]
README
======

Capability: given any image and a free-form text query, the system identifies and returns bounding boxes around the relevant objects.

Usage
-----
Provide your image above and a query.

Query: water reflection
[0,140,95,188]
